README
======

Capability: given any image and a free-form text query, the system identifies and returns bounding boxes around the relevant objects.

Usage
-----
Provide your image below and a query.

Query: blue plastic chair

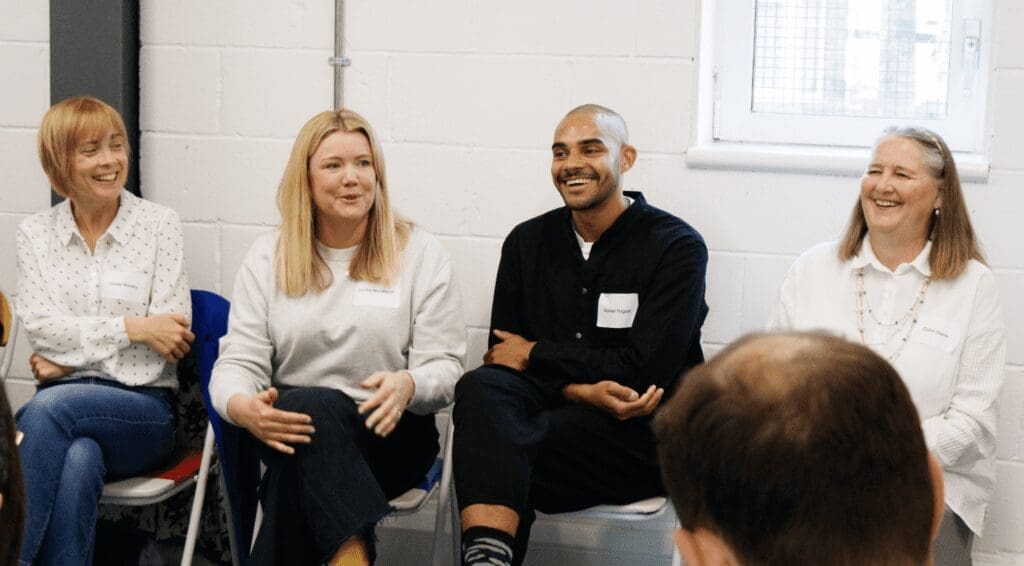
[99,289,230,566]
[189,290,260,566]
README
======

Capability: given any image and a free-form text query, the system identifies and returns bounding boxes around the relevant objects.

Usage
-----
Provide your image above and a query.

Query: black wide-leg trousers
[251,386,438,566]
[453,365,663,564]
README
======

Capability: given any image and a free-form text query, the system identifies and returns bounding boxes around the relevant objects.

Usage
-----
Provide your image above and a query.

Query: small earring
[934,208,940,216]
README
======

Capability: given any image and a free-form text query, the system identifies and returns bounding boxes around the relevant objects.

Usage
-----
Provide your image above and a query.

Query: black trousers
[251,386,439,566]
[453,365,663,564]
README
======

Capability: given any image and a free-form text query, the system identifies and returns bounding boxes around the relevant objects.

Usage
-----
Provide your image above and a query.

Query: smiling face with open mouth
[70,129,128,209]
[860,135,943,249]
[550,112,634,213]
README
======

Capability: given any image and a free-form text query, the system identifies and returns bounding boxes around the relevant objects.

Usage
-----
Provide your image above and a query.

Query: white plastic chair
[100,424,215,566]
[445,470,681,564]
[0,288,221,566]
[542,497,681,565]
[429,413,457,565]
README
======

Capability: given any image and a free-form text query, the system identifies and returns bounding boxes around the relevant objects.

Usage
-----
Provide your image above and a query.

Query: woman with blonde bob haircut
[16,96,193,565]
[211,109,467,565]
[772,126,1005,566]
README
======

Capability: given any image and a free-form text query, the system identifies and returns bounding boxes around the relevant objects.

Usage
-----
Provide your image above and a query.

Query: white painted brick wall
[0,130,51,213]
[701,253,744,344]
[0,46,48,128]
[140,47,222,134]
[0,0,49,403]
[987,71,1024,171]
[1,1,1021,563]
[141,134,290,225]
[220,48,333,138]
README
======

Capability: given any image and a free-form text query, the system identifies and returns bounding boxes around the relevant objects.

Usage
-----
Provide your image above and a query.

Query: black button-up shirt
[489,191,708,392]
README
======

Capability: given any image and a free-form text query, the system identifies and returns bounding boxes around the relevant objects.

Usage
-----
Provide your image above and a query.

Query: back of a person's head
[655,331,937,566]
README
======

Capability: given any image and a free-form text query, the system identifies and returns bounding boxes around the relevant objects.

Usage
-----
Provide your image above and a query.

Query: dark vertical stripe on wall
[49,1,140,204]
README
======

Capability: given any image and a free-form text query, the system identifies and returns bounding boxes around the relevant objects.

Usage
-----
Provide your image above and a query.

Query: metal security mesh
[751,0,952,119]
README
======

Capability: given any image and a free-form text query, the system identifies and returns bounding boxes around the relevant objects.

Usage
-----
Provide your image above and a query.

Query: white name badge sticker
[353,281,401,308]
[910,317,960,353]
[100,271,149,303]
[596,293,639,329]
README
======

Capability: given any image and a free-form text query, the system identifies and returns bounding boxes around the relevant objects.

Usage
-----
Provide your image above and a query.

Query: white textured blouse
[771,240,1006,535]
[15,190,191,389]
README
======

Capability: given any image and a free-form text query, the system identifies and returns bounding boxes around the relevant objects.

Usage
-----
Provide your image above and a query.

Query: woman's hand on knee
[125,313,196,363]
[358,371,416,438]
[29,352,74,383]
[226,388,315,455]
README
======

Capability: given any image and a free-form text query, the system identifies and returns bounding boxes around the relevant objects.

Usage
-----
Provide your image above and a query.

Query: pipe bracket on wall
[333,0,347,110]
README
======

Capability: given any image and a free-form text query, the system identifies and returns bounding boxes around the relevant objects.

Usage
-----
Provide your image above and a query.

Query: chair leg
[432,414,457,566]
[181,423,215,566]
[450,486,461,566]
[216,469,243,566]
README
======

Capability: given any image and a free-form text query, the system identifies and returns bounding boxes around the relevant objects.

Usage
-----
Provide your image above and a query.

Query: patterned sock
[462,526,515,566]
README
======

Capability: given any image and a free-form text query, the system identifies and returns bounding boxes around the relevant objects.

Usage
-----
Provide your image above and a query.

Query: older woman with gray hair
[771,127,1005,565]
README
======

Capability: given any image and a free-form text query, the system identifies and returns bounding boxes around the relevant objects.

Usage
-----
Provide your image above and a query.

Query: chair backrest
[190,290,260,566]
[170,291,229,455]
[0,290,18,381]
[190,290,230,439]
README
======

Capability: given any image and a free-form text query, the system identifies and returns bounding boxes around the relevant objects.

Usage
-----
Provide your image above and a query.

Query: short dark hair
[654,331,935,566]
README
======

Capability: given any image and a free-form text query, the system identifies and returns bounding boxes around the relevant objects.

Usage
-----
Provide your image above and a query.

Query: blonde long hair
[276,109,411,297]
[839,126,984,279]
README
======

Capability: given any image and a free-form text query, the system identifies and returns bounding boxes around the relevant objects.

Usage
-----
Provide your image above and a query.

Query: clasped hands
[228,370,416,455]
[485,329,663,420]
[30,313,195,383]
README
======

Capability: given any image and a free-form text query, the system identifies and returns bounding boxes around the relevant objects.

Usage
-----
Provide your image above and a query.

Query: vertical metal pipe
[333,0,346,110]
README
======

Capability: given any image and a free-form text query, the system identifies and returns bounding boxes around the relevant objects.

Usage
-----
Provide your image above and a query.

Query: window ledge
[686,142,990,183]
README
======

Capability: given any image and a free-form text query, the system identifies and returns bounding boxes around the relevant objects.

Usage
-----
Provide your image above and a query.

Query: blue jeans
[15,378,175,566]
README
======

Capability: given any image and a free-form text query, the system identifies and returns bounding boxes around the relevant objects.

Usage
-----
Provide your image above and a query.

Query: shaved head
[561,104,629,148]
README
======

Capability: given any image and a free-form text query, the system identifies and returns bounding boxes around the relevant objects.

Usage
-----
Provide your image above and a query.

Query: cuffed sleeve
[921,272,1005,469]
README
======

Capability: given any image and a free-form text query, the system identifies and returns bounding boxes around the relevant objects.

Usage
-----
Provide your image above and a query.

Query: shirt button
[575,332,582,339]
[581,287,588,295]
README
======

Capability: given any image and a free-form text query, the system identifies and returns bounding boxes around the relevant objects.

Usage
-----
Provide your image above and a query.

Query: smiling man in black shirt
[453,104,709,566]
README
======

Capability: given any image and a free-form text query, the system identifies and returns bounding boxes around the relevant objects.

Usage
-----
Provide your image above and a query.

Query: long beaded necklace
[854,268,930,361]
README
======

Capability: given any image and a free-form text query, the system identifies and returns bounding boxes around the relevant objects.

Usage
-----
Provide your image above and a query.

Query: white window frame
[702,0,991,155]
